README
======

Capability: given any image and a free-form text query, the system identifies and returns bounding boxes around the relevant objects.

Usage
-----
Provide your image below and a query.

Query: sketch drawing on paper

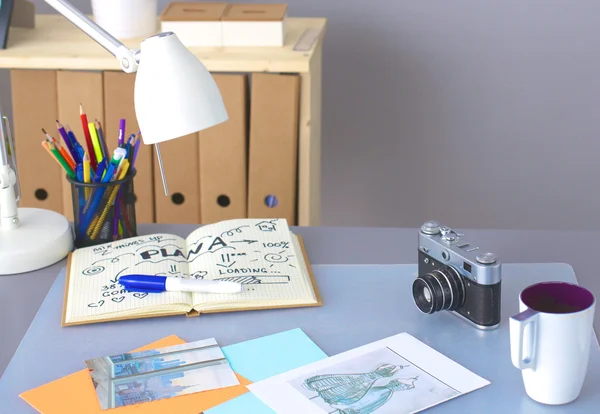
[220,225,249,237]
[82,265,105,276]
[255,220,277,232]
[288,347,460,414]
[302,364,415,414]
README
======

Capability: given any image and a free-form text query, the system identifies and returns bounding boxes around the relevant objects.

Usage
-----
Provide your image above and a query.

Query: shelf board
[0,15,327,73]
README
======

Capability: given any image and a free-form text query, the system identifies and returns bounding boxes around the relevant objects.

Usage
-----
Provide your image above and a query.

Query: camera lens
[412,267,465,314]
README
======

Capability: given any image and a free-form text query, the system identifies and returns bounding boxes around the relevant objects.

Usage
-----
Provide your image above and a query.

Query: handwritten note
[64,219,319,325]
[181,220,314,310]
[65,234,193,323]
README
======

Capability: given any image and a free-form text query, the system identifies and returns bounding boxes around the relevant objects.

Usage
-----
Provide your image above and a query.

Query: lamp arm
[44,0,140,73]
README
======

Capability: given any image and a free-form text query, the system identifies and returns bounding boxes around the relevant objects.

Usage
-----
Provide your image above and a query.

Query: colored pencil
[88,121,104,166]
[83,152,91,200]
[55,121,77,163]
[80,104,97,169]
[95,120,109,162]
[42,141,75,179]
[42,128,75,170]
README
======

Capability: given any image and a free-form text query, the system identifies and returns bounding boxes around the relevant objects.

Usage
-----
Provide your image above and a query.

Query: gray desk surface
[0,263,598,413]
[1,223,600,380]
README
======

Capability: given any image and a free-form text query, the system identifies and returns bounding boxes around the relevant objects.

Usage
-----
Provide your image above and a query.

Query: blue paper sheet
[207,328,327,414]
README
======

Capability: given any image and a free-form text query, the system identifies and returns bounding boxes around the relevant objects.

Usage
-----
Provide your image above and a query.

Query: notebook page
[185,219,317,309]
[65,234,193,323]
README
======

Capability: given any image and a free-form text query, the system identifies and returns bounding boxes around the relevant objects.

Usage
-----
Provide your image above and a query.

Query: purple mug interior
[521,282,595,314]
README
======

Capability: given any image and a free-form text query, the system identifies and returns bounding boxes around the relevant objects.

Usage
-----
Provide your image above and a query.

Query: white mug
[510,281,595,405]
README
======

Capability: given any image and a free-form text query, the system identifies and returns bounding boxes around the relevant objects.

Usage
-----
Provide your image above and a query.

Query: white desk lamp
[0,114,73,274]
[45,0,229,194]
[0,1,229,275]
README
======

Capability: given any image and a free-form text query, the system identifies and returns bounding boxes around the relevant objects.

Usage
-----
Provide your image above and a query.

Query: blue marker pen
[119,275,242,294]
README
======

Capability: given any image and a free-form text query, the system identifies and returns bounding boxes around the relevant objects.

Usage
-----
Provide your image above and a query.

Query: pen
[65,125,86,165]
[75,163,83,181]
[102,162,116,183]
[111,148,127,178]
[119,275,243,294]
[118,119,126,146]
[93,160,106,183]
[131,136,141,169]
[108,147,126,180]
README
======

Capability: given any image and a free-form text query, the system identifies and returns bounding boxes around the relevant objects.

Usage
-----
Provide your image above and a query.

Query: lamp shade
[134,32,228,144]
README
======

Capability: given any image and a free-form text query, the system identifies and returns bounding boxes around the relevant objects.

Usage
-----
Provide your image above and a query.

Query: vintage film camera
[412,221,502,330]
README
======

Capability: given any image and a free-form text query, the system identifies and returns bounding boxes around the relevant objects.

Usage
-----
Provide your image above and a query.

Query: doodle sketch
[289,347,459,414]
[64,218,320,326]
[255,220,277,232]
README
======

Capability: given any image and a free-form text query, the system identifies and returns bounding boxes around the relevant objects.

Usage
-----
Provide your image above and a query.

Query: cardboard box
[10,70,63,213]
[153,133,201,224]
[104,71,155,223]
[160,2,227,47]
[222,4,287,47]
[247,73,300,224]
[198,74,248,224]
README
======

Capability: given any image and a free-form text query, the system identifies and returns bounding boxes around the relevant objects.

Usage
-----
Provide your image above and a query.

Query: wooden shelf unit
[0,15,326,226]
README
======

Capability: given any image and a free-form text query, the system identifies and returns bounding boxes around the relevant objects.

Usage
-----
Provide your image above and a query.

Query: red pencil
[80,103,97,169]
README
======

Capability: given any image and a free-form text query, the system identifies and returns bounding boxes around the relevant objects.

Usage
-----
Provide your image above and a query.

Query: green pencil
[43,140,76,179]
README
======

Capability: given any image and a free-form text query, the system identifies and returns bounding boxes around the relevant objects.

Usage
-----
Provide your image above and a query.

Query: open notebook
[62,218,322,326]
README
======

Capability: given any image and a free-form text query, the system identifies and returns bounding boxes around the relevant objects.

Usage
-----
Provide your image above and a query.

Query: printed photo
[86,338,239,410]
[288,347,459,414]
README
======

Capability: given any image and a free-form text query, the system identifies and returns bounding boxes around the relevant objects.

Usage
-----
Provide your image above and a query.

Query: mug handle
[510,308,538,370]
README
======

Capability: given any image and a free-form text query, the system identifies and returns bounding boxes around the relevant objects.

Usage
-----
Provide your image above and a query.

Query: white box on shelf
[160,2,228,47]
[222,4,287,47]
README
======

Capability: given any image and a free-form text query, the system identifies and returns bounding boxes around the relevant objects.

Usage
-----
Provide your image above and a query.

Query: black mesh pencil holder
[68,170,138,248]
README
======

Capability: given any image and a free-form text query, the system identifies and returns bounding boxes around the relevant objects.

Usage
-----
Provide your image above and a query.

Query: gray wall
[15,1,600,230]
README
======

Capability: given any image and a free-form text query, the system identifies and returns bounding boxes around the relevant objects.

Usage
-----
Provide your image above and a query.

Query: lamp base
[0,208,74,275]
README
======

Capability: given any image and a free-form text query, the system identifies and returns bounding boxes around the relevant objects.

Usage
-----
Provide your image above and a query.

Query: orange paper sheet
[20,335,251,413]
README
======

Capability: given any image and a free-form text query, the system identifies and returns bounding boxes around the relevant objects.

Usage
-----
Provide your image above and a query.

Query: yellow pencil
[88,121,104,165]
[83,151,91,200]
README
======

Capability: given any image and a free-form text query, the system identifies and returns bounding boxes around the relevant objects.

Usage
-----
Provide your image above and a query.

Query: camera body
[413,221,502,330]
